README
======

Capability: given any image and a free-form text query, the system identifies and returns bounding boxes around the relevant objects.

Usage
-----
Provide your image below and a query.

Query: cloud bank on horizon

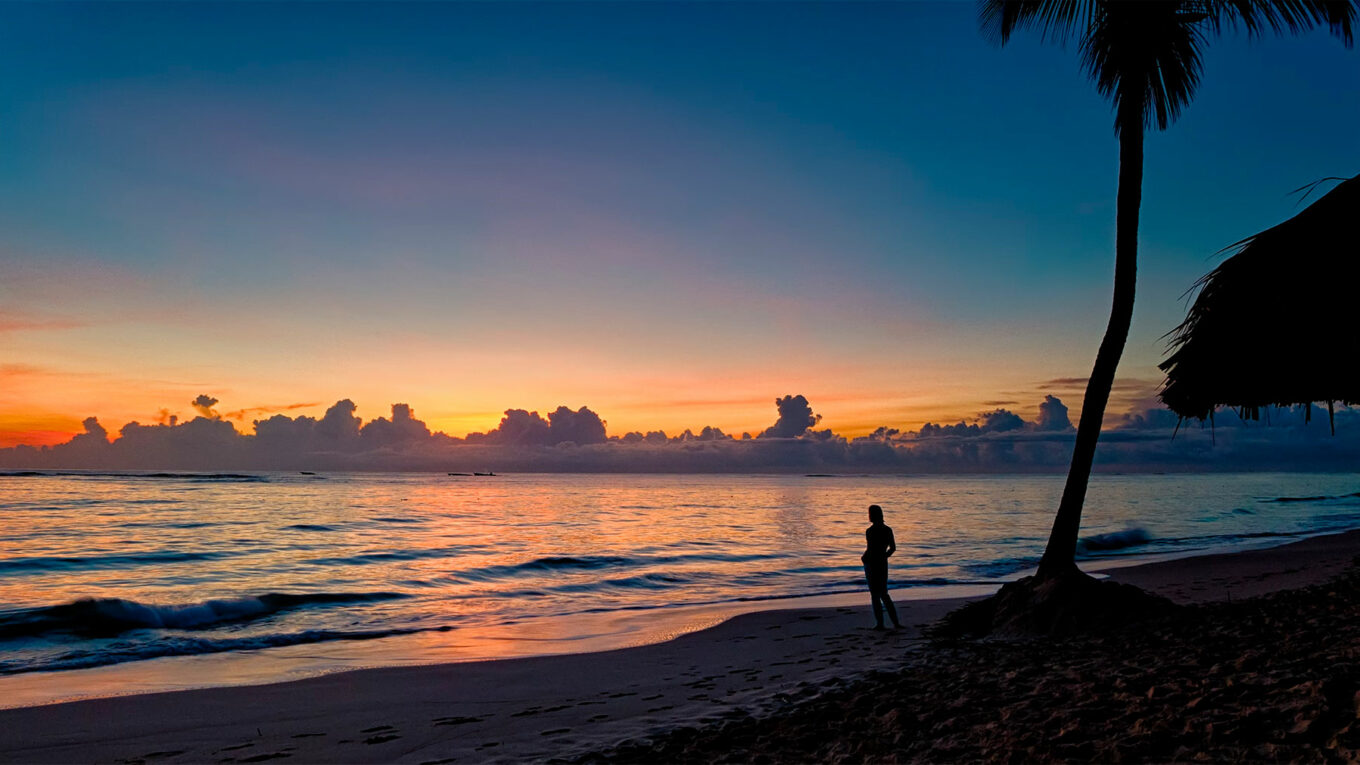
[3,393,1357,474]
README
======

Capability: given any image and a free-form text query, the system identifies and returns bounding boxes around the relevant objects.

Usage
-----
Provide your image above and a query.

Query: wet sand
[3,530,1358,763]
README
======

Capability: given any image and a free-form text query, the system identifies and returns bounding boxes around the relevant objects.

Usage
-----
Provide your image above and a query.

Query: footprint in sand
[432,715,484,726]
[138,745,186,756]
[512,703,571,718]
[360,726,400,745]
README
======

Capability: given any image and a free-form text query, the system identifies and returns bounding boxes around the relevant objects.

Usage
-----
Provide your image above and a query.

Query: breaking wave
[0,592,407,640]
[1079,528,1153,553]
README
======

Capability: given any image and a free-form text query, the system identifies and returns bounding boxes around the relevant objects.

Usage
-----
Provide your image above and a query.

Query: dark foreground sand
[3,531,1359,763]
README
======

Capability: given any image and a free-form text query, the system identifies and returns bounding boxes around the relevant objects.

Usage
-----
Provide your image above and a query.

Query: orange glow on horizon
[0,413,84,448]
[0,392,1105,449]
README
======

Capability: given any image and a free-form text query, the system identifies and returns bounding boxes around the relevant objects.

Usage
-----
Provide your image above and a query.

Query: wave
[1078,528,1152,553]
[515,555,632,571]
[0,471,268,482]
[1265,491,1360,503]
[0,624,450,676]
[0,591,407,640]
[442,552,783,583]
[0,550,245,575]
[959,556,1041,579]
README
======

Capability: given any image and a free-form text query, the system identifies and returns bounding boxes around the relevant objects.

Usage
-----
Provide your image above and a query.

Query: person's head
[868,504,883,524]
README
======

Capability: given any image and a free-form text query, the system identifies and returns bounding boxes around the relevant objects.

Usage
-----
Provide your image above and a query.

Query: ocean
[2,470,1359,706]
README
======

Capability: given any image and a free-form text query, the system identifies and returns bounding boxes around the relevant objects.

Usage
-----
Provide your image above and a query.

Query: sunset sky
[2,2,1357,447]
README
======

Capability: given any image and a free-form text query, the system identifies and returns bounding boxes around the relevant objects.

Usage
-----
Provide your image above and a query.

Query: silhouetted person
[862,504,900,629]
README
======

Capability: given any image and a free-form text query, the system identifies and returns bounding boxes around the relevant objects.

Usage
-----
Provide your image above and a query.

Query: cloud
[316,399,362,445]
[917,404,1034,439]
[3,393,1359,474]
[1037,377,1159,396]
[220,402,320,421]
[980,409,1025,432]
[360,403,433,450]
[759,395,821,439]
[466,405,607,447]
[191,395,220,419]
[547,406,607,446]
[1036,394,1073,431]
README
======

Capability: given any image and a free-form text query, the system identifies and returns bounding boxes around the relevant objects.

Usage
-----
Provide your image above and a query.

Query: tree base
[933,568,1177,639]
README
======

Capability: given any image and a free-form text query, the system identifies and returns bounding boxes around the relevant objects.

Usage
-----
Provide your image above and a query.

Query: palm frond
[1082,2,1206,134]
[984,0,1355,135]
[1209,0,1356,45]
[979,0,1099,44]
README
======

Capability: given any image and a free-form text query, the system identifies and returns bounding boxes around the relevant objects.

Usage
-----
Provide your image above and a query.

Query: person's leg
[879,586,900,627]
[864,563,885,627]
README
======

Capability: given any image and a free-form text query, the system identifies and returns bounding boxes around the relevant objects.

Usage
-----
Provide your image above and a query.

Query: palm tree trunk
[1036,114,1143,579]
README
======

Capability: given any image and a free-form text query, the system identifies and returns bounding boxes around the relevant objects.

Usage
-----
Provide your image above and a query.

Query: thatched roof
[1159,173,1360,432]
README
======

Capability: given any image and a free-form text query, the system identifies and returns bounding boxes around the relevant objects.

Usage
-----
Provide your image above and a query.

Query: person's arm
[885,527,896,557]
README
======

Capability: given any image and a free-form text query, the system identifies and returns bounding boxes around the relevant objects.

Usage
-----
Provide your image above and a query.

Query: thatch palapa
[1159,173,1360,433]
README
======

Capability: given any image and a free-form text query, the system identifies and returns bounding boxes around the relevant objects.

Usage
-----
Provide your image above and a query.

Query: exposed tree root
[933,569,1178,639]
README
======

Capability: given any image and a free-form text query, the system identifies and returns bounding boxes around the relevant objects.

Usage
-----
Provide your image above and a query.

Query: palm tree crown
[982,1,1353,134]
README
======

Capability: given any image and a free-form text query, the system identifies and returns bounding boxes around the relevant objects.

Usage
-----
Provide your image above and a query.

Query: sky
[2,1,1358,449]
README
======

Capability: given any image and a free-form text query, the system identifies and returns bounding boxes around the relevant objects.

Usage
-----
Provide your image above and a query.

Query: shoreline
[3,529,1359,763]
[0,527,1325,712]
[0,582,1002,712]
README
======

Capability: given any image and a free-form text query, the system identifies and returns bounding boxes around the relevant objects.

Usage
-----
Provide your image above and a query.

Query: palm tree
[980,0,1355,580]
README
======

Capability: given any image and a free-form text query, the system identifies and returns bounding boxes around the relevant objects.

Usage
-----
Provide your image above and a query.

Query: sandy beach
[2,530,1359,763]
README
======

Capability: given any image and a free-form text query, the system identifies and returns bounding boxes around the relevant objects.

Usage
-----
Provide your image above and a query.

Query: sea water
[2,470,1358,705]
